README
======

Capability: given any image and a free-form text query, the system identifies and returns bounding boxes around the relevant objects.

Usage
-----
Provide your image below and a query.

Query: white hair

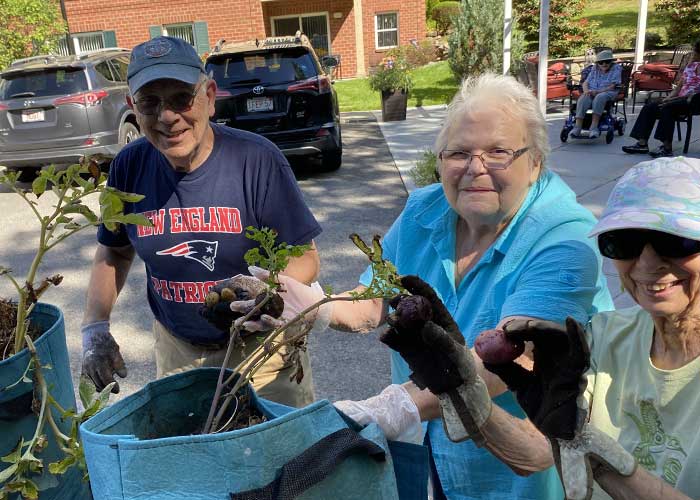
[435,73,550,169]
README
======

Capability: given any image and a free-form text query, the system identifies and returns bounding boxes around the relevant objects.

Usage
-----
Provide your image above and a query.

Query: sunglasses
[597,60,613,65]
[598,229,700,260]
[132,80,205,116]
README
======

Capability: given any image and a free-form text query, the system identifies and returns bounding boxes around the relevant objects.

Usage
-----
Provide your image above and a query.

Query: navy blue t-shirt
[97,124,322,344]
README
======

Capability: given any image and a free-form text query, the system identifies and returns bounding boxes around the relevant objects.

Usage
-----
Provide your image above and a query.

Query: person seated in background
[622,40,700,158]
[570,49,622,139]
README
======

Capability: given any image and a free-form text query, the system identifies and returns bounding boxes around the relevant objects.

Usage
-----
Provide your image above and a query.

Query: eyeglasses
[132,80,206,116]
[439,147,530,172]
[597,229,700,260]
[597,60,613,65]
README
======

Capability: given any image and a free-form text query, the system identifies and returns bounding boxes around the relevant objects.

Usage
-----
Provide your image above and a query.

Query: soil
[0,299,41,360]
[222,392,267,432]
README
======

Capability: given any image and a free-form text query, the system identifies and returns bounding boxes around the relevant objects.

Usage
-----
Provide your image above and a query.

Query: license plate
[246,97,273,113]
[21,109,45,123]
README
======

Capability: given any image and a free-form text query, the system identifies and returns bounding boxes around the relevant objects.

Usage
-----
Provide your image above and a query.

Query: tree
[513,0,590,58]
[448,0,525,80]
[0,0,66,70]
[655,0,700,46]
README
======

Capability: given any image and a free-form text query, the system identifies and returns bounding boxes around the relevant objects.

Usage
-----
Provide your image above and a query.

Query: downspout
[59,0,74,55]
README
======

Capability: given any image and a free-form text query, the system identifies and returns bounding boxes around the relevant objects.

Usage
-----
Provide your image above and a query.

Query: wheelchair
[560,65,627,144]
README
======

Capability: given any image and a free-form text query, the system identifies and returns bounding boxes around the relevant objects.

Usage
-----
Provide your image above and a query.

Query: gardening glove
[81,321,127,394]
[334,384,423,444]
[229,266,333,334]
[198,274,269,332]
[380,275,491,446]
[484,318,635,500]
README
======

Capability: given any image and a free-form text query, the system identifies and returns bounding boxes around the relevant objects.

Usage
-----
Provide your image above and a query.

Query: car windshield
[207,48,318,88]
[0,67,88,100]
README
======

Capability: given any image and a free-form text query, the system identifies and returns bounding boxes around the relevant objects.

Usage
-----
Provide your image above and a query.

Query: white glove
[553,422,636,500]
[334,384,423,444]
[230,266,333,333]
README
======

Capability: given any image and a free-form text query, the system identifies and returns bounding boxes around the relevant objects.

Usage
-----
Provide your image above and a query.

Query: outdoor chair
[631,45,693,111]
[674,92,700,154]
[568,60,633,120]
[523,52,571,105]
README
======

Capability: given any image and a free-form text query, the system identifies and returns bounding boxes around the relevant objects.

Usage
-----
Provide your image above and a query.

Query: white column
[634,0,649,70]
[537,0,550,115]
[353,0,366,76]
[503,0,512,75]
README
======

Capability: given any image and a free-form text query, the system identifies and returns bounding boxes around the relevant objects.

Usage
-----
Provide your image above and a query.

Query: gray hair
[435,73,550,168]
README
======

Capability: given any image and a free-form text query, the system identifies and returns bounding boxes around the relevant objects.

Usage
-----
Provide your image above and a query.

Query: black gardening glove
[81,322,127,394]
[380,275,466,394]
[199,275,267,332]
[483,317,590,440]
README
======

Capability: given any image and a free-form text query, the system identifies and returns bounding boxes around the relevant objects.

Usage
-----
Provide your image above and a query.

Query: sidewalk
[373,104,700,308]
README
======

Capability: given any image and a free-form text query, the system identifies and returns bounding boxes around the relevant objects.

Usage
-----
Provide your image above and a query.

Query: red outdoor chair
[524,52,571,104]
[631,45,693,111]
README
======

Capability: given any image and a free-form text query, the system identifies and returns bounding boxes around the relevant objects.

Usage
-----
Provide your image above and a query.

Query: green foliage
[431,1,461,36]
[368,52,414,93]
[655,0,700,46]
[514,0,590,57]
[402,40,439,67]
[611,28,635,50]
[448,0,526,79]
[243,227,311,287]
[348,234,405,300]
[645,31,665,49]
[426,0,442,21]
[0,0,67,71]
[410,149,439,187]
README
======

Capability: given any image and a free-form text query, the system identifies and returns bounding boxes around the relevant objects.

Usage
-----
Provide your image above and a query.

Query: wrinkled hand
[198,274,268,331]
[483,318,635,500]
[380,276,491,444]
[483,317,589,441]
[229,266,328,333]
[81,321,127,394]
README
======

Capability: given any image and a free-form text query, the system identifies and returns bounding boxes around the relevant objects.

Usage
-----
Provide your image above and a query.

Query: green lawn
[580,0,666,48]
[334,60,459,112]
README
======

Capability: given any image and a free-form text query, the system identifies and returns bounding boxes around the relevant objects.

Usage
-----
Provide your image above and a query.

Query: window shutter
[193,21,210,55]
[102,30,117,47]
[149,25,162,39]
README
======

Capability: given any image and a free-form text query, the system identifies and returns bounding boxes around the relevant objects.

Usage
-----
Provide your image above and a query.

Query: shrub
[612,29,635,50]
[448,0,526,79]
[514,0,589,58]
[369,52,414,92]
[410,149,439,187]
[644,31,665,49]
[655,0,700,46]
[403,40,439,67]
[431,1,461,36]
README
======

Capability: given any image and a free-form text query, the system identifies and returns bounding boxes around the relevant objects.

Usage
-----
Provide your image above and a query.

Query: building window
[375,13,398,49]
[271,14,331,57]
[75,32,106,52]
[163,23,195,46]
[52,31,117,56]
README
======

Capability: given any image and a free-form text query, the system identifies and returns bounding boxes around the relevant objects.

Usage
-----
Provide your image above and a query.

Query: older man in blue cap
[79,36,321,407]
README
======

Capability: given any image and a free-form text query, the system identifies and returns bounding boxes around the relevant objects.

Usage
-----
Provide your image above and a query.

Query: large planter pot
[381,89,408,122]
[0,303,91,499]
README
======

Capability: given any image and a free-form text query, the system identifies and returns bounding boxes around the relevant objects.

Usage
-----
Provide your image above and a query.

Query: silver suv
[0,48,139,180]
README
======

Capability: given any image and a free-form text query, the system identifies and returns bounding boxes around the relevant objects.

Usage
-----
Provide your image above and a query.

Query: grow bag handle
[230,427,386,500]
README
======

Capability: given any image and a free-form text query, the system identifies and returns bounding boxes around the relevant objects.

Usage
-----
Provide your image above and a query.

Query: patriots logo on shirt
[156,240,219,271]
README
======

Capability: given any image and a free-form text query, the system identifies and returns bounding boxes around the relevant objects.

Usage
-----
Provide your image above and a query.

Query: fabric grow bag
[80,368,428,500]
[0,303,91,499]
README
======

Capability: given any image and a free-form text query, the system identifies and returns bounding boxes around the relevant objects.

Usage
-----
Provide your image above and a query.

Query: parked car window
[95,61,116,82]
[0,68,88,99]
[110,57,129,82]
[207,48,317,88]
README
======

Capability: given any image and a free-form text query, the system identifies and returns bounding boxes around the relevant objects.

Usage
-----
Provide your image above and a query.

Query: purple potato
[474,329,525,365]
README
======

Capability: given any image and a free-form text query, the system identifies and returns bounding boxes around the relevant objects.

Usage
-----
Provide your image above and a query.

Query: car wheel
[320,148,342,171]
[119,122,140,147]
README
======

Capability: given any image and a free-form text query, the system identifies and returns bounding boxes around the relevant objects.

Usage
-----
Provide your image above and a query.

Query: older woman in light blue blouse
[571,49,622,139]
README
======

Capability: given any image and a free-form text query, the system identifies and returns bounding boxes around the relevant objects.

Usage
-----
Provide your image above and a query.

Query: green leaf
[20,478,39,499]
[0,463,19,484]
[114,191,145,203]
[55,216,73,225]
[48,455,75,475]
[31,175,47,197]
[78,375,96,409]
[106,213,152,226]
[1,438,24,464]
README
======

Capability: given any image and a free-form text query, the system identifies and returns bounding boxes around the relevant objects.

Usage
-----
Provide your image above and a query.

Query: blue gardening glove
[81,321,127,394]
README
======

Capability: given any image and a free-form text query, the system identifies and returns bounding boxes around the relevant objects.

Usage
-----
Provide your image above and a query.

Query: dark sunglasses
[597,60,613,65]
[598,229,700,260]
[132,80,205,116]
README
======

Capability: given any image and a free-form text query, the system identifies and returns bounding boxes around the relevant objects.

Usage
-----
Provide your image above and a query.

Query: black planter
[381,89,408,122]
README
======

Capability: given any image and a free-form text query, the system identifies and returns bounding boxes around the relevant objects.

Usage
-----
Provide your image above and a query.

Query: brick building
[61,0,426,77]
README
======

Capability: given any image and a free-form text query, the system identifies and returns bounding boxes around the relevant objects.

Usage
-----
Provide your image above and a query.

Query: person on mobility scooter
[561,49,625,143]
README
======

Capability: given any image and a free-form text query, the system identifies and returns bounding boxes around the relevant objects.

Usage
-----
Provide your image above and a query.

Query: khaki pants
[153,320,315,408]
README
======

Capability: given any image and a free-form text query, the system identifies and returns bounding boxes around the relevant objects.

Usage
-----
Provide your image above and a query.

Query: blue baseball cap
[127,36,205,95]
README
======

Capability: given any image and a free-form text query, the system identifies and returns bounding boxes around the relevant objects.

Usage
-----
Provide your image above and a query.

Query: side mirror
[321,55,339,69]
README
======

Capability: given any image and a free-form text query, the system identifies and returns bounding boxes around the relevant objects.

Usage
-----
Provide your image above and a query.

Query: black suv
[0,49,139,180]
[206,33,342,171]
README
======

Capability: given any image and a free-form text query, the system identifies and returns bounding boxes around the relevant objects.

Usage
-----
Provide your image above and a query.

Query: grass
[580,0,667,48]
[334,60,459,112]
